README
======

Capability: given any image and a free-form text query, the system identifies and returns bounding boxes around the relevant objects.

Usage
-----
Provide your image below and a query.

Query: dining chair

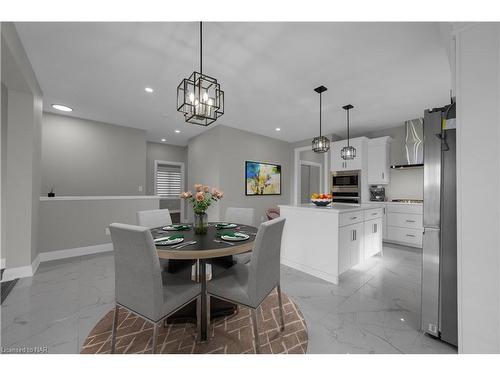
[206,217,286,353]
[224,207,255,264]
[136,208,172,229]
[109,223,201,354]
[224,207,255,227]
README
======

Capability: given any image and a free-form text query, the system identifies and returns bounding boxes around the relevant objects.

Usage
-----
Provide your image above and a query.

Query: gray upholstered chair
[136,208,172,229]
[109,223,201,354]
[136,208,174,272]
[225,207,255,264]
[206,217,286,353]
[224,207,255,227]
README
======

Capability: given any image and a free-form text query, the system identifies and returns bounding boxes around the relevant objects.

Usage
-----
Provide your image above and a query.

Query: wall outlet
[138,185,143,192]
[105,227,110,236]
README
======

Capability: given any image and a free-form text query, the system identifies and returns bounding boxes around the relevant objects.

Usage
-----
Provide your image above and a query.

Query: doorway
[300,161,321,203]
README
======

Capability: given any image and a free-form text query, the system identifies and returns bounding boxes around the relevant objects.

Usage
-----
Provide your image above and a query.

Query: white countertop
[279,203,382,213]
[363,201,423,206]
[40,195,161,201]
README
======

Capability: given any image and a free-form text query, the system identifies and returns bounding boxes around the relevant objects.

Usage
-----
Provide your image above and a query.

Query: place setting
[214,228,251,246]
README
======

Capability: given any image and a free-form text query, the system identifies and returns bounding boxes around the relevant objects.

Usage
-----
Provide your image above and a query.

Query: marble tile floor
[0,244,457,354]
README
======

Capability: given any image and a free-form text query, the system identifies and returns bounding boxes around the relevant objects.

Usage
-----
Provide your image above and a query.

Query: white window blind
[156,165,181,198]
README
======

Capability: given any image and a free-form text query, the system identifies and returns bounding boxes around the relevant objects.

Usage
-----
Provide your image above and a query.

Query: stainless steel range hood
[390,118,424,169]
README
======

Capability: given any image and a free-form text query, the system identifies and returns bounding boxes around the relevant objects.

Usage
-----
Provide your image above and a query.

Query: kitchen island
[279,203,383,284]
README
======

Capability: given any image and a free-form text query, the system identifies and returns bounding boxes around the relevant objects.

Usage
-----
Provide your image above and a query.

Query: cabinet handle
[354,229,356,241]
[406,234,416,237]
[372,212,377,216]
[350,216,358,220]
[382,172,384,179]
[374,223,377,233]
[351,230,354,241]
[406,220,416,223]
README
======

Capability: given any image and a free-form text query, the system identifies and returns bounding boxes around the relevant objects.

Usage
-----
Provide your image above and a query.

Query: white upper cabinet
[367,136,391,185]
[331,137,367,172]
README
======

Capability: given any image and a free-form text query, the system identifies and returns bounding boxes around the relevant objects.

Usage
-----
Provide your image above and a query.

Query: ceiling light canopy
[52,104,73,112]
[177,22,224,126]
[161,138,166,142]
[341,104,356,160]
[312,86,330,153]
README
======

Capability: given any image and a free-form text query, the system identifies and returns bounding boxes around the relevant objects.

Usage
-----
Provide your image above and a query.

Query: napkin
[217,231,247,238]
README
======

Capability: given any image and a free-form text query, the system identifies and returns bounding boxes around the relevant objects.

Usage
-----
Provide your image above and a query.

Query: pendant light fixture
[341,104,356,160]
[312,85,330,153]
[177,22,224,126]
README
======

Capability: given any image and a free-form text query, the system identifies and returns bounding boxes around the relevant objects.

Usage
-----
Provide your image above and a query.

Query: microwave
[331,170,361,204]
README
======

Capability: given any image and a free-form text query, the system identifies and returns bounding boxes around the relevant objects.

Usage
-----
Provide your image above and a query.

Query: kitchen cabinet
[279,204,384,285]
[367,136,391,185]
[339,222,364,273]
[331,137,367,172]
[364,217,383,258]
[385,203,423,248]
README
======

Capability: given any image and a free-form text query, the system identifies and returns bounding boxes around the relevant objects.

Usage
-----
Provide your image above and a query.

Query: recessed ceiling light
[144,87,154,93]
[175,130,181,134]
[161,138,166,142]
[275,128,281,131]
[52,104,73,112]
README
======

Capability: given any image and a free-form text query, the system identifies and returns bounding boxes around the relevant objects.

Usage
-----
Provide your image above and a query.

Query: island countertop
[279,203,381,214]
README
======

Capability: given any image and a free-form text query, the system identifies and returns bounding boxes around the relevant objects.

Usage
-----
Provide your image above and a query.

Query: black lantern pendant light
[177,22,224,126]
[312,86,330,153]
[341,104,356,160]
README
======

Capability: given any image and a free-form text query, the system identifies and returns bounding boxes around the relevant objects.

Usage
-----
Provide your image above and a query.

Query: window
[155,164,182,198]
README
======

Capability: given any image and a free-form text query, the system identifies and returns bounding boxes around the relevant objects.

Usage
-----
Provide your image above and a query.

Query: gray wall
[38,197,159,252]
[219,126,292,225]
[187,126,223,222]
[41,112,147,196]
[1,23,43,269]
[146,141,187,195]
[146,141,188,214]
[1,83,7,265]
[365,125,423,200]
[187,125,292,226]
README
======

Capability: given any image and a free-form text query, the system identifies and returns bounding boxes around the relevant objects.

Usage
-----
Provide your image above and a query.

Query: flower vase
[194,212,208,234]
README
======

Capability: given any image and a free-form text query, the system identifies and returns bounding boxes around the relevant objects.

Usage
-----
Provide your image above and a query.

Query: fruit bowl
[311,199,331,206]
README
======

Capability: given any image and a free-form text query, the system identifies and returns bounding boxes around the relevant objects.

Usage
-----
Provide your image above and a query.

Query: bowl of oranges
[310,193,332,206]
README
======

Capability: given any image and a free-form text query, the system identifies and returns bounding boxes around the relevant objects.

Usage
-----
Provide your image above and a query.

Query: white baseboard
[2,254,40,282]
[281,257,339,285]
[38,243,113,262]
[1,243,112,282]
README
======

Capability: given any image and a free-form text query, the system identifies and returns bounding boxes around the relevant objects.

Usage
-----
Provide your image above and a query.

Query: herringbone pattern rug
[81,290,308,354]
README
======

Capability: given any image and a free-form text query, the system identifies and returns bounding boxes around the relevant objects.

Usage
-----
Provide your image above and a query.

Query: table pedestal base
[166,297,237,324]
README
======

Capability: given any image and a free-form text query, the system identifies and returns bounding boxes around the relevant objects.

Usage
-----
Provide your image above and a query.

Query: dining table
[152,222,258,342]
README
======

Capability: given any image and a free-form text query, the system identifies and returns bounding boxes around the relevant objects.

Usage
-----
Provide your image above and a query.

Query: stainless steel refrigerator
[421,103,458,347]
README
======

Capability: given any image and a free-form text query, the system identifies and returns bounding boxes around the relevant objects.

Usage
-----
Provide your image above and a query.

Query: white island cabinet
[279,204,383,284]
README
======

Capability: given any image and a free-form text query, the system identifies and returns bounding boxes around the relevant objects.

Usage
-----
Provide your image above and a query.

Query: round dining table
[152,222,258,342]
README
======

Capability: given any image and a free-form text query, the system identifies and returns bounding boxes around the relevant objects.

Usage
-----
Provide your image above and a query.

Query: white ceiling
[15,22,451,146]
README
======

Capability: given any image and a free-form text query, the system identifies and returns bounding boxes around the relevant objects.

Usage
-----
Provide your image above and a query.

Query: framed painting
[245,161,282,196]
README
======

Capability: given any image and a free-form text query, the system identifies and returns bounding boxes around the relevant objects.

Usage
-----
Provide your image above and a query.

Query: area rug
[81,290,308,354]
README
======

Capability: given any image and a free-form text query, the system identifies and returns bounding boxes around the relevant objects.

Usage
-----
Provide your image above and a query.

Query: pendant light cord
[319,92,322,137]
[199,21,203,74]
[346,108,350,147]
